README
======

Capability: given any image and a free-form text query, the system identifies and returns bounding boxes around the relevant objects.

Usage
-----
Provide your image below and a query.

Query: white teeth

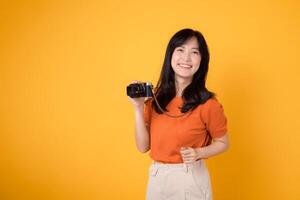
[179,64,192,68]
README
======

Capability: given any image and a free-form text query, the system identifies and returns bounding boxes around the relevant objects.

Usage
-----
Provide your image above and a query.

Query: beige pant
[146,160,212,200]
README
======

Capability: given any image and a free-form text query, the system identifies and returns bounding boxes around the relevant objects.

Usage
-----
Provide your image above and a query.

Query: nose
[182,51,192,62]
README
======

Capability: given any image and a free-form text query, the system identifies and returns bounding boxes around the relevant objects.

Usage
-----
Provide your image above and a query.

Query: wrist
[196,147,204,159]
[134,105,144,113]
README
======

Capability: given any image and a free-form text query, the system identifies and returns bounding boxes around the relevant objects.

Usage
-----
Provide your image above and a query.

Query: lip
[178,63,192,69]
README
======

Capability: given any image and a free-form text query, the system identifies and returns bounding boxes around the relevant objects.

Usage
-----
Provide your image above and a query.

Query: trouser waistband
[150,160,203,176]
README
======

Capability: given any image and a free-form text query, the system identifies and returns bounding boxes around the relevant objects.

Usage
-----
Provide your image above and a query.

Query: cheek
[194,57,201,67]
[192,59,201,73]
[171,54,179,68]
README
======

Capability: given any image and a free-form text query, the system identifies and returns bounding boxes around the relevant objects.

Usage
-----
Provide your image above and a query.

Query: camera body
[127,82,153,98]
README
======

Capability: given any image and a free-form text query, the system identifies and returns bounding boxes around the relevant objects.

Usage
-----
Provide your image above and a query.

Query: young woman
[128,28,229,200]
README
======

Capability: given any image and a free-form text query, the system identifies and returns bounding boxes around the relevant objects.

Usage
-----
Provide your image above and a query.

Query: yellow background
[1,0,299,199]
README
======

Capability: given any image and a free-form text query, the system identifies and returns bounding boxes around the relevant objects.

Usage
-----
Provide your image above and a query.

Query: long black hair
[152,28,215,114]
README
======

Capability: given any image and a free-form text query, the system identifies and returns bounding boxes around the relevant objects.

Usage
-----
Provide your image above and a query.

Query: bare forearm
[196,136,229,159]
[134,106,150,153]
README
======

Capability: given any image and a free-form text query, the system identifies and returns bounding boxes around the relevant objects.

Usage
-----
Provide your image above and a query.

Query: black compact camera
[127,82,153,98]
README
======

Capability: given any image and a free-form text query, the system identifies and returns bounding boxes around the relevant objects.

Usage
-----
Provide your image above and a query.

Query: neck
[175,76,192,97]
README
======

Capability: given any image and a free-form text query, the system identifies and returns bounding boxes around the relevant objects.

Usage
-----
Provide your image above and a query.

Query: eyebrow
[179,46,199,50]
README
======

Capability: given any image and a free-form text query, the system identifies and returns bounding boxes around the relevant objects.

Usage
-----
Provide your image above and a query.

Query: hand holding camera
[127,81,187,118]
[127,81,153,108]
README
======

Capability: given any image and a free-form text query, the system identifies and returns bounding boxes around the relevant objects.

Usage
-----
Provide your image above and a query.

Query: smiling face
[171,36,201,81]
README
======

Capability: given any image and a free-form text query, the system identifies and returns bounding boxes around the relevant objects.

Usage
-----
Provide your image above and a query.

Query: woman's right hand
[127,80,147,108]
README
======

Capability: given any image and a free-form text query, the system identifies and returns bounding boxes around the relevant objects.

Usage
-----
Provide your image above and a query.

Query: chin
[176,74,194,79]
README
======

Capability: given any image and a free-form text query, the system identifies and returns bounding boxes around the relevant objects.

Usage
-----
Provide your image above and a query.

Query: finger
[180,151,191,155]
[184,160,194,164]
[182,157,195,162]
[182,154,195,158]
[182,158,194,163]
[181,151,196,157]
[181,153,193,158]
[180,148,190,152]
[180,147,189,151]
[182,155,195,161]
[180,149,192,155]
[180,151,188,156]
[181,153,194,158]
[180,147,193,152]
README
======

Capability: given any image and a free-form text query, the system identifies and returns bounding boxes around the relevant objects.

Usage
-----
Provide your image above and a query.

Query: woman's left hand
[180,147,199,163]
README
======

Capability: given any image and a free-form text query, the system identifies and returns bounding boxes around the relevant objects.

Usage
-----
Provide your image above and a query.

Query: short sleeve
[144,99,152,126]
[202,98,228,138]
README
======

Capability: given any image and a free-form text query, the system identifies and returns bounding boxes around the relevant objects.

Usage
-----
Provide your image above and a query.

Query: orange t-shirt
[144,96,228,163]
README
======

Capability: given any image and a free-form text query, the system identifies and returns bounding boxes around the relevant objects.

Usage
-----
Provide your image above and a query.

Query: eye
[176,48,184,52]
[192,51,200,55]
